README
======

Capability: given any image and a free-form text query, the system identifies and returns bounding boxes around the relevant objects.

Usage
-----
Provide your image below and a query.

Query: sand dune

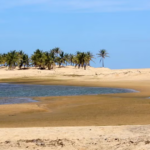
[0,66,150,81]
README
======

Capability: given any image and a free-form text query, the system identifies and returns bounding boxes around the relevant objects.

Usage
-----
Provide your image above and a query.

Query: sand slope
[0,66,150,81]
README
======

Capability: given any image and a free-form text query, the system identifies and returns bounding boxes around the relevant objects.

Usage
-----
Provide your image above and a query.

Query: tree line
[0,48,109,70]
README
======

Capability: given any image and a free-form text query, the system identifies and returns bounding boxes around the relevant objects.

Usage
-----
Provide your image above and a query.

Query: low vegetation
[0,48,109,70]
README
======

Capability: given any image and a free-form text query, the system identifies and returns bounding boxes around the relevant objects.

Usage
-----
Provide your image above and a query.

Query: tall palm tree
[74,51,83,68]
[56,51,65,67]
[51,47,61,66]
[97,49,109,67]
[18,50,24,69]
[80,52,87,68]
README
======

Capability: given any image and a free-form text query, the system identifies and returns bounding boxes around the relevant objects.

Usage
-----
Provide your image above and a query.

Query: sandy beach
[0,66,150,149]
[0,66,150,81]
[1,125,150,150]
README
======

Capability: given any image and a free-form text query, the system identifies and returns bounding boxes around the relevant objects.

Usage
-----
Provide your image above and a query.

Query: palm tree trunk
[78,64,80,69]
[59,63,61,68]
[48,64,50,70]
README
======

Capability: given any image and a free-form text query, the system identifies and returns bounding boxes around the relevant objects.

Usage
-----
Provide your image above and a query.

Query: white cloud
[0,0,150,12]
[52,0,150,12]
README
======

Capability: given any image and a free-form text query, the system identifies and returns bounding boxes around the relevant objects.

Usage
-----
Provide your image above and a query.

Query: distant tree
[1,53,7,66]
[22,54,29,68]
[56,51,66,67]
[97,49,109,67]
[64,53,69,66]
[18,51,24,66]
[51,47,61,57]
[73,51,94,70]
[0,47,109,70]
[18,50,29,69]
[31,49,45,69]
[0,54,2,66]
[69,54,74,66]
[44,50,55,70]
[86,51,94,66]
[6,50,19,69]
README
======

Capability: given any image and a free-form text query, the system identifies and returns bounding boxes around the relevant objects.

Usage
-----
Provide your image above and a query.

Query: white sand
[0,125,150,150]
[0,66,150,81]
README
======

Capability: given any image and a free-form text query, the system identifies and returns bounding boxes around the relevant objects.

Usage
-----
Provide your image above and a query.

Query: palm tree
[1,53,7,66]
[51,47,61,66]
[18,50,25,69]
[6,50,19,69]
[51,47,61,56]
[44,50,55,70]
[64,53,69,66]
[80,52,87,68]
[97,49,109,67]
[73,52,91,70]
[86,51,94,66]
[56,51,65,67]
[69,54,74,66]
[0,48,102,70]
[22,54,29,68]
[31,49,45,69]
[0,54,2,66]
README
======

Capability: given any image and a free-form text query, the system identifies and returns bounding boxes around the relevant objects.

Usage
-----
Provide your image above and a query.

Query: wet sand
[0,78,150,127]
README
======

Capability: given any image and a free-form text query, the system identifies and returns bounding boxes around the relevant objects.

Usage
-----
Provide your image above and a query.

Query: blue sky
[0,0,150,69]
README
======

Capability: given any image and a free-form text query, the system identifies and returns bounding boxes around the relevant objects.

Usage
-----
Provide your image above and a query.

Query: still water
[0,83,137,105]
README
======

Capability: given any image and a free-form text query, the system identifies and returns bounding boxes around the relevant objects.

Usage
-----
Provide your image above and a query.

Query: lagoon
[0,83,137,105]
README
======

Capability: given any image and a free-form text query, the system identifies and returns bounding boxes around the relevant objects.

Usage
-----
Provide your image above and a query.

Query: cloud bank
[0,0,150,12]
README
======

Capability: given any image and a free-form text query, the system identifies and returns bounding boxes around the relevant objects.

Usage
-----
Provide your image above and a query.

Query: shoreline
[0,77,150,127]
[0,82,139,105]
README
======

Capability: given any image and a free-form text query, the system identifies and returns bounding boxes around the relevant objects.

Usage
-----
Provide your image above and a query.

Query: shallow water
[0,83,137,105]
[0,97,37,105]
